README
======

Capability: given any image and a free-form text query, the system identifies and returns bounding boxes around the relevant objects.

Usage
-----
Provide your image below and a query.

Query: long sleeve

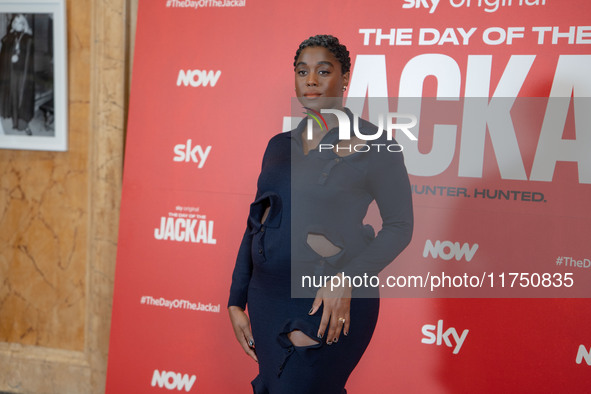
[227,136,281,309]
[344,140,414,278]
[227,227,254,309]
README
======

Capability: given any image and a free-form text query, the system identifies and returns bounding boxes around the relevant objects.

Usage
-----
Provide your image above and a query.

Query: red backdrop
[107,0,591,392]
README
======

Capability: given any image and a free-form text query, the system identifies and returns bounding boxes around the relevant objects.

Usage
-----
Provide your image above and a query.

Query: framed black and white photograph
[0,0,67,151]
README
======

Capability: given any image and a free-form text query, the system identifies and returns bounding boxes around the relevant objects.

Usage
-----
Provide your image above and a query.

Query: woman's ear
[342,71,350,90]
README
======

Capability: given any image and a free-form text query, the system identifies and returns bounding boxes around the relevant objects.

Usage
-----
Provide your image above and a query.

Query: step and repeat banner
[107,0,591,392]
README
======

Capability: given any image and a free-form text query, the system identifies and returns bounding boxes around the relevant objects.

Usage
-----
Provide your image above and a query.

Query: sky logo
[421,320,469,354]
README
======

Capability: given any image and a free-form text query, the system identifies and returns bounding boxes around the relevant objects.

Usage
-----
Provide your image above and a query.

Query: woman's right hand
[228,306,258,363]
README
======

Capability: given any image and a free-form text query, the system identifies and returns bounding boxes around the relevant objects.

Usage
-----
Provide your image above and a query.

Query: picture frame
[0,0,67,151]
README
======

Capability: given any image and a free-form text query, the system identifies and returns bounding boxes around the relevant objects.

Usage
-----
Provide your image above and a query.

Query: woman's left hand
[309,274,352,345]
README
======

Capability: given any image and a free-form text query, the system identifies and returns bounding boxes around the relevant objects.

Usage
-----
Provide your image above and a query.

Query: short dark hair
[294,35,351,74]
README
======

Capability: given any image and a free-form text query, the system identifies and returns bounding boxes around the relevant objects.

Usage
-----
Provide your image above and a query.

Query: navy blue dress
[229,108,413,394]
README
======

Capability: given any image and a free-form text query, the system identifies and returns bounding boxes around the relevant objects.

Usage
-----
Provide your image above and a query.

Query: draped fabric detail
[276,319,322,377]
[248,192,282,234]
[250,375,270,394]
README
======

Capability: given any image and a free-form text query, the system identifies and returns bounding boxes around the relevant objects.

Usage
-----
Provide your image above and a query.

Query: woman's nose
[306,75,318,87]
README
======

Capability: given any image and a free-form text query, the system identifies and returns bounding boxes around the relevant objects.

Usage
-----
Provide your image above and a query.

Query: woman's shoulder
[268,116,306,146]
[266,130,293,149]
[259,131,292,164]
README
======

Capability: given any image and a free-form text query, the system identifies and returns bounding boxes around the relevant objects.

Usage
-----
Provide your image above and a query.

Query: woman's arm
[228,227,254,309]
[310,142,413,343]
[346,144,414,278]
[228,305,257,363]
[227,138,275,360]
[227,225,258,362]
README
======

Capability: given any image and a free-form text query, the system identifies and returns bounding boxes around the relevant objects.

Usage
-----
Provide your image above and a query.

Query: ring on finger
[338,317,346,324]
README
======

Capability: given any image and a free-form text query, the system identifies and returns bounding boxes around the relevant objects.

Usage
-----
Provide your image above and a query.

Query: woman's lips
[304,92,322,98]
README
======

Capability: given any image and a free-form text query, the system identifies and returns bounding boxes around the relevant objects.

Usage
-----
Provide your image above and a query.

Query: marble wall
[0,0,134,392]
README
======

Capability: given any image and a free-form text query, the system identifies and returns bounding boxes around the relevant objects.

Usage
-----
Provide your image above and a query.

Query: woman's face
[295,46,350,112]
[11,15,27,32]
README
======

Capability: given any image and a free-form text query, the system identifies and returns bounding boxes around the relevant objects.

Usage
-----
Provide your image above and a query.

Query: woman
[228,35,413,394]
[0,14,35,135]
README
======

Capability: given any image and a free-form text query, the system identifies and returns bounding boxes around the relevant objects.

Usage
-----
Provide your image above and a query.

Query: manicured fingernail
[317,333,323,339]
[344,331,348,336]
[333,337,338,343]
[308,307,314,314]
[327,341,332,345]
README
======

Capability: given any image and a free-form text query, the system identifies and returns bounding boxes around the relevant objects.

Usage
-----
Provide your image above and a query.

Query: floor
[0,106,55,138]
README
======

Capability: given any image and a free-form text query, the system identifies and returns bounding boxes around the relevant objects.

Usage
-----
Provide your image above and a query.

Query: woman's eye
[297,70,308,76]
[318,70,331,75]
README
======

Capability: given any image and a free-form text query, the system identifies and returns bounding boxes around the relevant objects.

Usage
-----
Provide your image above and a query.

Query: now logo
[576,345,591,365]
[177,69,221,87]
[423,240,479,262]
[151,369,196,391]
[421,320,469,354]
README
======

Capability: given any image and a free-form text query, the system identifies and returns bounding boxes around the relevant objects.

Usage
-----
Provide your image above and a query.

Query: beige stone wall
[0,0,135,392]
